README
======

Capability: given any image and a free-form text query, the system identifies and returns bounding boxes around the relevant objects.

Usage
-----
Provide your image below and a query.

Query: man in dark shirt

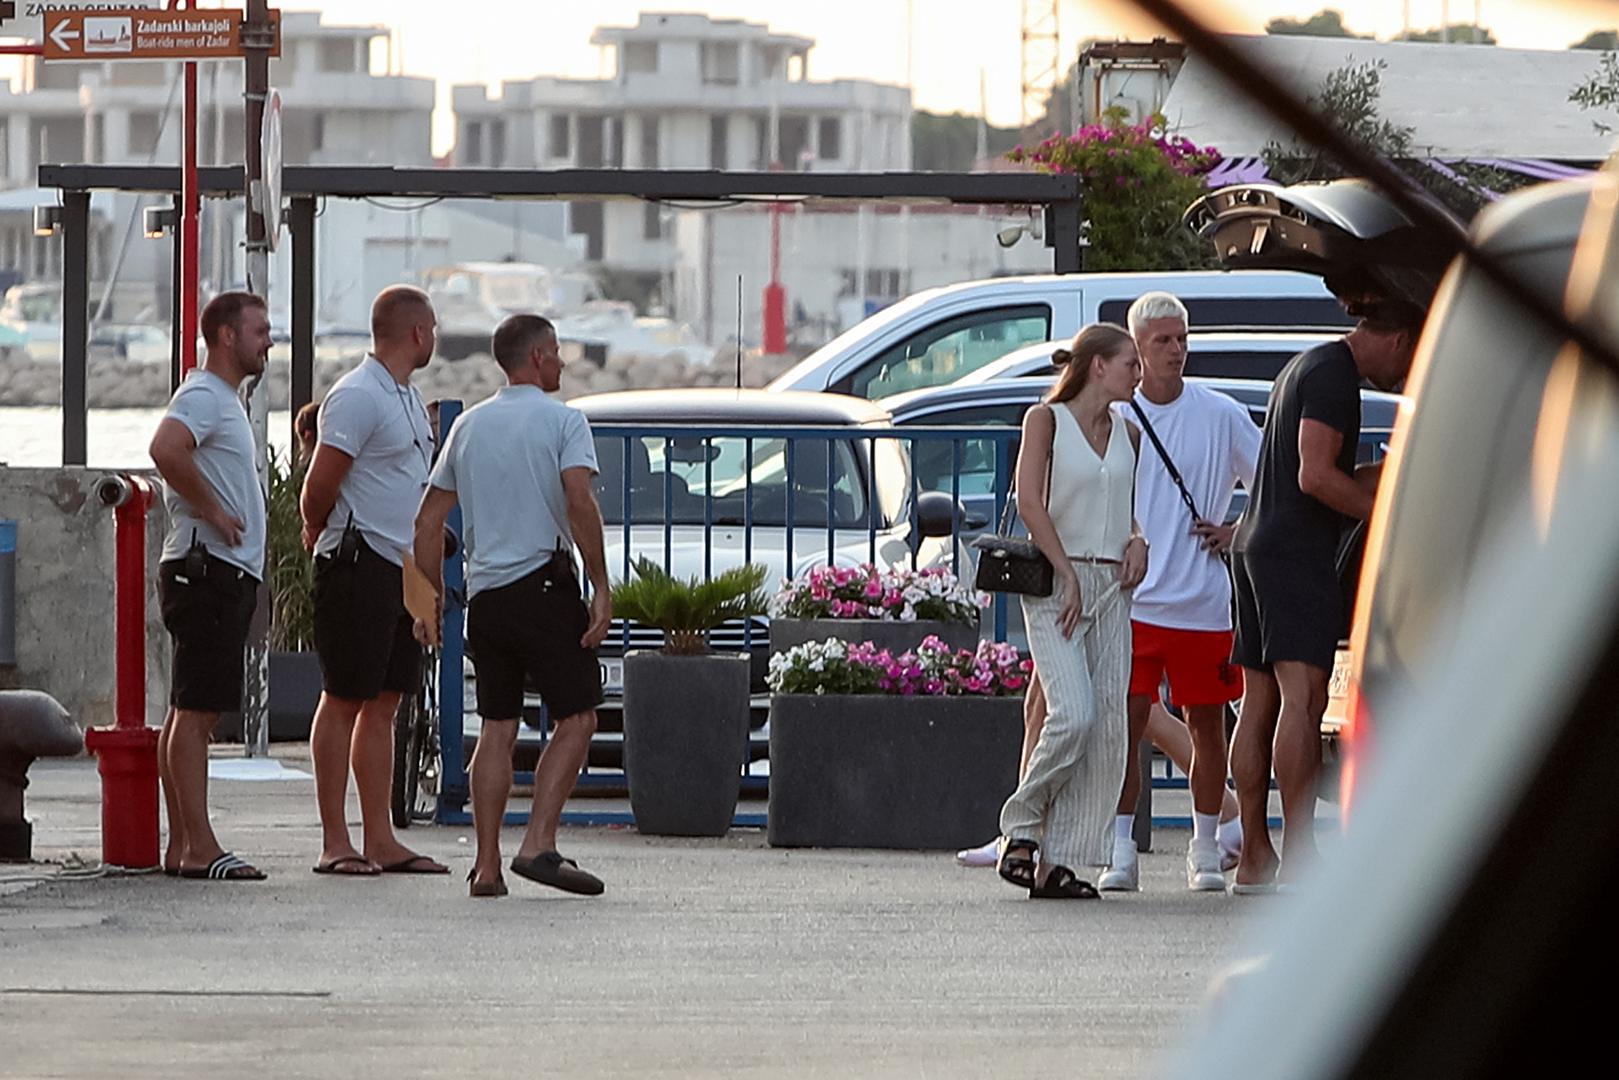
[1228,298,1424,892]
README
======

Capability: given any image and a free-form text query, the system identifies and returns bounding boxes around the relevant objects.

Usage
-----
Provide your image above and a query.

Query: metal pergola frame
[36,164,1084,462]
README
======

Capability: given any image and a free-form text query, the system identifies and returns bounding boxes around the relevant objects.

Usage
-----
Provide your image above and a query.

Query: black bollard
[0,690,82,862]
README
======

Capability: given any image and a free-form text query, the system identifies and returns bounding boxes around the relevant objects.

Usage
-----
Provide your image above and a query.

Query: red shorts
[1129,621,1243,707]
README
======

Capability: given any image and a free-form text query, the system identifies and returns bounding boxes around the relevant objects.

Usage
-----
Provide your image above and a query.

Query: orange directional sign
[42,6,279,61]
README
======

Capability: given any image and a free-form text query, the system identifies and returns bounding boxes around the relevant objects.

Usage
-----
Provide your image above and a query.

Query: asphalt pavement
[0,748,1286,1079]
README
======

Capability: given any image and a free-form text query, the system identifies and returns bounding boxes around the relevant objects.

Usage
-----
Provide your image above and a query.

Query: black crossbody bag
[971,419,1056,597]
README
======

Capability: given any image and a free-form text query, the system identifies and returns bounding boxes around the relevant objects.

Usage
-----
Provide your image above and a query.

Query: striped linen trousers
[1000,562,1132,872]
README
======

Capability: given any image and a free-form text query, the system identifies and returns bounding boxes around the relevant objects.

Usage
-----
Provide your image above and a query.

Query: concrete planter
[215,651,321,743]
[268,651,322,741]
[768,618,979,659]
[623,650,751,837]
[767,693,1023,850]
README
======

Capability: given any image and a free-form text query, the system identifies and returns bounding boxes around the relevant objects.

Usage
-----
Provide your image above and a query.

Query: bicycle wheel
[390,688,421,830]
[409,656,441,824]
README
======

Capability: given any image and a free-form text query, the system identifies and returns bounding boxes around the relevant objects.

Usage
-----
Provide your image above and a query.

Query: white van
[766,269,1350,399]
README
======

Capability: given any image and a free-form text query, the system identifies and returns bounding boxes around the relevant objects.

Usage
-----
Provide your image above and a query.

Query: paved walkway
[1,748,1277,1079]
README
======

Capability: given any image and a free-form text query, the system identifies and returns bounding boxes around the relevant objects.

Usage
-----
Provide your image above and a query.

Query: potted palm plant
[614,557,769,837]
[220,449,319,742]
[264,450,319,741]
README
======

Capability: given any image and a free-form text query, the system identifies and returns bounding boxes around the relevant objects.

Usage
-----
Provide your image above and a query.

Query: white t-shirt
[158,370,267,578]
[428,385,598,598]
[314,355,433,568]
[1119,382,1261,632]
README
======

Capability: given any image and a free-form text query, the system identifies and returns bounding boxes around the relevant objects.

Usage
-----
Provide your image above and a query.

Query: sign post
[40,5,277,60]
[0,1,163,51]
[240,0,274,759]
[41,4,282,756]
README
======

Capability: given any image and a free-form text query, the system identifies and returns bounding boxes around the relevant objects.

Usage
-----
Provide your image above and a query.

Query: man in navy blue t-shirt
[1229,297,1424,892]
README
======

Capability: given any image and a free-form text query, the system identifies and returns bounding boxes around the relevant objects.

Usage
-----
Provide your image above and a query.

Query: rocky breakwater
[0,347,802,408]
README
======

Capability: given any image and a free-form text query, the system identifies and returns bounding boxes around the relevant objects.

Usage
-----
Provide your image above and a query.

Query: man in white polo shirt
[1098,291,1261,893]
[413,313,612,899]
[148,291,271,881]
[299,285,447,877]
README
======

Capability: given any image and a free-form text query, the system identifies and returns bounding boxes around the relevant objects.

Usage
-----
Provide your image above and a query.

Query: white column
[102,109,132,163]
[624,113,644,167]
[7,118,32,187]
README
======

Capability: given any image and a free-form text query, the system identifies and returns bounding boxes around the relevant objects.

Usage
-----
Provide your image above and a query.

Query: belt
[1067,555,1121,566]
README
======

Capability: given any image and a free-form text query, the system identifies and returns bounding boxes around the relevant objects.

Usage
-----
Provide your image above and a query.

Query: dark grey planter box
[767,693,1023,850]
[623,650,751,837]
[768,617,979,659]
[216,651,322,743]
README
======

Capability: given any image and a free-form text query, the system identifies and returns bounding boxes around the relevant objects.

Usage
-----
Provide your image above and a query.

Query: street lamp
[32,205,62,237]
[143,206,177,239]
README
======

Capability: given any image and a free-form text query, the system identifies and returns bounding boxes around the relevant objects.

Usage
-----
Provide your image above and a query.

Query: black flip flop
[468,869,508,898]
[510,851,604,896]
[998,839,1039,890]
[378,855,450,875]
[1029,865,1100,900]
[180,852,267,881]
[312,854,379,876]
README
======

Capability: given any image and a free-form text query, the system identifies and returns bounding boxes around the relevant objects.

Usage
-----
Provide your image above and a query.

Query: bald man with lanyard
[299,286,449,878]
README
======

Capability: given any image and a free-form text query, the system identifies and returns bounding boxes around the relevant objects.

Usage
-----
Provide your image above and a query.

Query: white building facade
[0,12,435,318]
[452,12,913,290]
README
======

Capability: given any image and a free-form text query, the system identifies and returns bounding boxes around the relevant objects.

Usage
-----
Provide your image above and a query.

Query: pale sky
[7,1,1618,152]
[306,0,1619,152]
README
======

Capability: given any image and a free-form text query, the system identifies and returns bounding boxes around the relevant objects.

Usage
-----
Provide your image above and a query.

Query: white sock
[1217,815,1244,855]
[1193,812,1221,846]
[1113,815,1136,852]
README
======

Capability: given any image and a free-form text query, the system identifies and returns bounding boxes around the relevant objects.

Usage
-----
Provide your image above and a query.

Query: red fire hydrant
[84,474,161,870]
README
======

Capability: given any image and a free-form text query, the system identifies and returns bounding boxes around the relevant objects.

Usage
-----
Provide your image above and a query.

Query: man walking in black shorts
[299,286,447,877]
[1229,296,1423,892]
[412,314,612,898]
[147,292,271,881]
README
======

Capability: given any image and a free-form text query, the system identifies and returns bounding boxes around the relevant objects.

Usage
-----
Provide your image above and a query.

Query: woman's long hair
[1045,322,1133,405]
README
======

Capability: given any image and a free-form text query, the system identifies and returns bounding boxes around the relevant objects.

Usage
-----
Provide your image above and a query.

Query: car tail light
[1339,676,1374,823]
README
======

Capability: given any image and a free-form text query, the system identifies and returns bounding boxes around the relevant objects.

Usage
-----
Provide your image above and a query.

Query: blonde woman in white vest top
[997,323,1148,899]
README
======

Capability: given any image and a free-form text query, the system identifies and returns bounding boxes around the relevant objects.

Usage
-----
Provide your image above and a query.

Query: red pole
[0,44,44,55]
[180,61,199,374]
[761,181,788,355]
[174,0,199,376]
[114,478,154,729]
[84,476,161,870]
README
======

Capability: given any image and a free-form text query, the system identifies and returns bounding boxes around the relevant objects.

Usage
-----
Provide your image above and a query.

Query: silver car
[459,388,976,768]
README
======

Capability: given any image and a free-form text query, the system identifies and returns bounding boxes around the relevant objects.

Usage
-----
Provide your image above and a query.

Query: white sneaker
[1187,840,1226,892]
[1098,837,1140,892]
[955,838,1000,868]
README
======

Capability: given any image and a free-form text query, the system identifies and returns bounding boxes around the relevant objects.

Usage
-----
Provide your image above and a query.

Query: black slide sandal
[1029,865,1100,899]
[998,839,1039,889]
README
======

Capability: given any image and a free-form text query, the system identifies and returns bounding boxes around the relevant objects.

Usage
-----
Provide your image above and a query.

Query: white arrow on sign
[1,2,160,45]
[46,17,77,51]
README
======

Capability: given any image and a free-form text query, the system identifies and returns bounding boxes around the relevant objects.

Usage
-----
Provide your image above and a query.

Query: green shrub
[266,450,314,652]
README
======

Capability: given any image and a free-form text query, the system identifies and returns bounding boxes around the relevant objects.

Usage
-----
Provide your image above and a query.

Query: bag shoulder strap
[998,404,1056,535]
[1128,398,1203,523]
